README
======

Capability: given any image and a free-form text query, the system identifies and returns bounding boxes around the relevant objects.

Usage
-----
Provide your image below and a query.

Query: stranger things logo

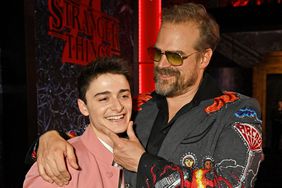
[48,0,120,65]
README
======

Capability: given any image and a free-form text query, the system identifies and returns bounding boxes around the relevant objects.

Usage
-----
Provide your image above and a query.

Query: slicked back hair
[162,3,220,51]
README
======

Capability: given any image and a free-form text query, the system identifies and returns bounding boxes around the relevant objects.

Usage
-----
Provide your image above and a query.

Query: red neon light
[230,0,281,7]
[138,0,161,94]
[47,0,120,65]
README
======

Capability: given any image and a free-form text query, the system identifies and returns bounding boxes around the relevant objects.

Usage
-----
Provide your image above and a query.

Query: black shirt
[146,73,222,155]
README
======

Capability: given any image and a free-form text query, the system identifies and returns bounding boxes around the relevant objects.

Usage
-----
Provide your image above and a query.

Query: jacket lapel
[158,100,216,160]
[135,100,159,147]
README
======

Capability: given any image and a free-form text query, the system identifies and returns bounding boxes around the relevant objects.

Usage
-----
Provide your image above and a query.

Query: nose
[111,99,124,112]
[157,53,171,68]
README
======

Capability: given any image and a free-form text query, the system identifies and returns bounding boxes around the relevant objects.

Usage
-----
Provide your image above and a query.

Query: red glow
[138,63,155,93]
[138,0,161,94]
[256,0,263,5]
[232,0,250,7]
[231,0,281,7]
[47,0,120,65]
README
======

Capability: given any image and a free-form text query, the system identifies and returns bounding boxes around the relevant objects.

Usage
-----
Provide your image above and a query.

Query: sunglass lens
[166,51,182,66]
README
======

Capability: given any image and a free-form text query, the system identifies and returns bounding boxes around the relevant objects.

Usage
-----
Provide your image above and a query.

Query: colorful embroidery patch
[205,91,239,114]
[133,92,152,111]
[233,122,262,152]
[235,108,262,122]
[66,130,78,138]
[154,166,191,188]
[180,153,197,169]
[233,122,262,186]
[202,157,214,170]
[31,150,37,160]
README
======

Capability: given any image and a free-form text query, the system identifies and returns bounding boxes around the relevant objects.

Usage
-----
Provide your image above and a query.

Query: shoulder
[68,136,91,160]
[204,92,262,133]
[24,161,80,188]
[133,92,155,112]
[204,91,260,115]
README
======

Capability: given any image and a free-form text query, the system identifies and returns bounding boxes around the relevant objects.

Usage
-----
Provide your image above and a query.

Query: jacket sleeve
[210,100,263,188]
[136,98,263,188]
[137,153,193,188]
[23,160,81,188]
[24,129,82,165]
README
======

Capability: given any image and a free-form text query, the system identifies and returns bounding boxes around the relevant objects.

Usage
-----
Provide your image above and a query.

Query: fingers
[108,131,123,147]
[45,162,67,187]
[98,122,136,148]
[37,130,74,186]
[38,157,67,186]
[38,150,71,186]
[66,144,79,170]
[37,161,54,184]
[98,125,122,146]
[126,121,137,141]
[53,151,71,183]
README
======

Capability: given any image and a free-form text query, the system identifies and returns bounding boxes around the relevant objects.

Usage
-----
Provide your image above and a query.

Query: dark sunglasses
[147,47,200,66]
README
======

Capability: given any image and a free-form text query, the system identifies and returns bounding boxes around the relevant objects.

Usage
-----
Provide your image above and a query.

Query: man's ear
[77,99,89,116]
[200,48,213,69]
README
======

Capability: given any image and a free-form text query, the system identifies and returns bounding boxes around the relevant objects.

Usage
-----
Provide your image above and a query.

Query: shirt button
[124,183,131,188]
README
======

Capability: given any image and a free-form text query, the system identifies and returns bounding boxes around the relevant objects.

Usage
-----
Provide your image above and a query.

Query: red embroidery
[213,175,233,188]
[234,122,262,184]
[185,168,232,188]
[31,150,37,160]
[150,164,185,188]
[150,164,157,185]
[133,92,152,111]
[162,165,185,188]
[205,91,239,114]
[66,130,78,138]
[234,123,262,152]
[191,169,214,187]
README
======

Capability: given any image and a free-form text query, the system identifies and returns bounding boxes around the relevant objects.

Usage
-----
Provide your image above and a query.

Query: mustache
[154,66,180,76]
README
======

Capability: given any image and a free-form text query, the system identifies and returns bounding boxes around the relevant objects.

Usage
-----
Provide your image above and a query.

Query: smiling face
[155,23,201,96]
[78,73,132,143]
[154,22,211,97]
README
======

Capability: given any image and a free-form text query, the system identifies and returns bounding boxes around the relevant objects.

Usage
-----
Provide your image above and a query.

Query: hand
[37,130,79,186]
[102,122,146,172]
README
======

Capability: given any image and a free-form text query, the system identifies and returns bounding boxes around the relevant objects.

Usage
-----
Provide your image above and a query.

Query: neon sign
[48,0,120,65]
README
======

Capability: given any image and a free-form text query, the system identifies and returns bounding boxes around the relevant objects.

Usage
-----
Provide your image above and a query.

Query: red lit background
[138,0,162,94]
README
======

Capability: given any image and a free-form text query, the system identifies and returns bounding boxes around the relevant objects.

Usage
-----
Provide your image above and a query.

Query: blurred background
[1,0,282,187]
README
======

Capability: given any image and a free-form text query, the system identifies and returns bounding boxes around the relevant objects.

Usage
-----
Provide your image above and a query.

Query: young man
[24,57,132,187]
[33,3,263,188]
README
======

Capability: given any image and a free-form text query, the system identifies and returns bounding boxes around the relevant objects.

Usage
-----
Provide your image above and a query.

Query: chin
[109,123,128,133]
[113,128,127,134]
[107,117,130,133]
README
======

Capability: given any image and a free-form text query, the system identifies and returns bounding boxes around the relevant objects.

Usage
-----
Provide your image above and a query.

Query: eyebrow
[175,50,185,53]
[155,46,186,55]
[94,89,131,97]
[119,89,131,93]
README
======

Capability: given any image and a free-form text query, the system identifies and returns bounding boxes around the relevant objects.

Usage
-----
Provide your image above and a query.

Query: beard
[154,66,198,97]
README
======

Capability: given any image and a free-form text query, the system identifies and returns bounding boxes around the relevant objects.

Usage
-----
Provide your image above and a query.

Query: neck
[90,124,113,147]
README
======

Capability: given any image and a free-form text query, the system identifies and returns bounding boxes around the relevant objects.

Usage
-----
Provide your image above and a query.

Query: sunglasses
[147,47,200,66]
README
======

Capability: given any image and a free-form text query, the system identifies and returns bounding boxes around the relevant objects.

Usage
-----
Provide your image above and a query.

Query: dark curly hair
[77,57,131,103]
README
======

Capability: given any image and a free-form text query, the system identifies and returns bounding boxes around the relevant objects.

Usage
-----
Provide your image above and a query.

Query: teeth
[106,115,124,120]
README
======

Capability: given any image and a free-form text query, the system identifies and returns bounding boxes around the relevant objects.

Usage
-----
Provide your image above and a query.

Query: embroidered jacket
[124,91,263,188]
[27,74,263,188]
